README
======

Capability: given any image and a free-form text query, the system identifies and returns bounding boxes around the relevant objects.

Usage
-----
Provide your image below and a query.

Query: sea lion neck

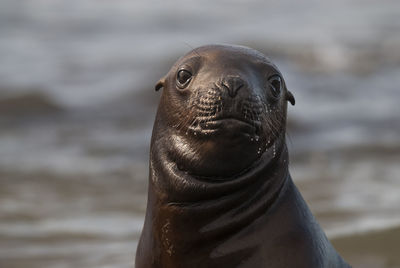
[143,135,290,266]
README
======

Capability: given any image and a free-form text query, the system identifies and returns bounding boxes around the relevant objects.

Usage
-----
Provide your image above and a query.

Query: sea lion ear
[155,76,166,91]
[286,91,295,106]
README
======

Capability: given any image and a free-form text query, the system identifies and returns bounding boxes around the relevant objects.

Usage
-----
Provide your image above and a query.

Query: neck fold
[145,132,290,263]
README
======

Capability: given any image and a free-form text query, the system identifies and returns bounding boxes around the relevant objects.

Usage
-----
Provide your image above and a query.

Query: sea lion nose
[221,76,245,98]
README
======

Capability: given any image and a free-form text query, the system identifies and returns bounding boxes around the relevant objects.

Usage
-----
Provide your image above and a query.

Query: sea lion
[135,44,350,268]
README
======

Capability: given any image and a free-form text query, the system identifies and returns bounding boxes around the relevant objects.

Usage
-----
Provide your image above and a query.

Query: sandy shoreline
[0,169,398,268]
[333,226,400,268]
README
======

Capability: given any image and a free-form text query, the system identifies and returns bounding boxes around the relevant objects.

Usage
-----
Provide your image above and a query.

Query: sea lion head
[154,44,295,179]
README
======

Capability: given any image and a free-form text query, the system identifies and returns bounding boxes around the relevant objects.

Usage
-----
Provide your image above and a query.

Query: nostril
[222,76,245,97]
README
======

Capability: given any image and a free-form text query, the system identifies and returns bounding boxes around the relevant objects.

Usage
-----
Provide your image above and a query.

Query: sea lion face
[155,45,295,178]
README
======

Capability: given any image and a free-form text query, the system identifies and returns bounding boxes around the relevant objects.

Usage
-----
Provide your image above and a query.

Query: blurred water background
[0,0,399,267]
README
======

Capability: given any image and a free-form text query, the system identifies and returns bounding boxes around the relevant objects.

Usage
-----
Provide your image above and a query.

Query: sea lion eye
[176,69,192,89]
[268,75,282,99]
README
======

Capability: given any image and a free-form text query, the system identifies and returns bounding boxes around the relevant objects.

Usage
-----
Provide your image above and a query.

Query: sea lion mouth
[188,116,261,137]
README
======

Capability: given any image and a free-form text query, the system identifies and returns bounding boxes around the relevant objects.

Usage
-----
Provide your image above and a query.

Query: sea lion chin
[136,44,351,268]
